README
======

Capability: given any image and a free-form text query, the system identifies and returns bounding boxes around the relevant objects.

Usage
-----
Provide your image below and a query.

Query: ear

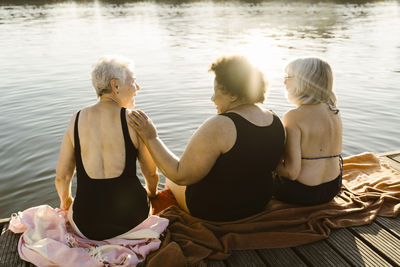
[110,79,119,94]
[230,94,238,102]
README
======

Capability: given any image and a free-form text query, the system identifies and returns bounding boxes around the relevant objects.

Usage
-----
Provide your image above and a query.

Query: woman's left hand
[60,196,74,211]
[128,110,158,141]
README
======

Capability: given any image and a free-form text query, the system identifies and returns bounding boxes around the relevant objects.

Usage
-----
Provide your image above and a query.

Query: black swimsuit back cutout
[185,112,285,221]
[72,108,149,240]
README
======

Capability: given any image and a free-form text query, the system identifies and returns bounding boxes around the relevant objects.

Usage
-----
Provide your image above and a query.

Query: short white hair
[91,55,134,97]
[285,57,337,106]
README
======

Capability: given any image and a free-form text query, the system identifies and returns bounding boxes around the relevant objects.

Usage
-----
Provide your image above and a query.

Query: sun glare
[235,30,287,81]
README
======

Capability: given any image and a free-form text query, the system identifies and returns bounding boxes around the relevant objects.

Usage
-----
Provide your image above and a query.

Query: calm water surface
[1,0,399,217]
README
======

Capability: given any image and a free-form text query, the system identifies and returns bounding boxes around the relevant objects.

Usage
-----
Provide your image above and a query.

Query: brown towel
[146,152,400,267]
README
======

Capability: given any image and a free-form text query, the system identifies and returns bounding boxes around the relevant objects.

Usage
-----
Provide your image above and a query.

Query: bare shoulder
[198,114,235,134]
[189,114,236,154]
[66,111,80,133]
[283,108,301,124]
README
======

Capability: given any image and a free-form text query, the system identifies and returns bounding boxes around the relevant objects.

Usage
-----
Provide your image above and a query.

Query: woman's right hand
[128,110,158,141]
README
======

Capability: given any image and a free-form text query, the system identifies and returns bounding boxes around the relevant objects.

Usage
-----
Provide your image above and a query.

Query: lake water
[0,0,399,218]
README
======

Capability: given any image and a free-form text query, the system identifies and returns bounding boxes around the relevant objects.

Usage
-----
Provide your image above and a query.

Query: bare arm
[276,111,302,180]
[128,110,227,185]
[55,114,76,211]
[137,136,159,198]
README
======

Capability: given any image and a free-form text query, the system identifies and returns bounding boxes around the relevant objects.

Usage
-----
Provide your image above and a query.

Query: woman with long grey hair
[275,57,343,205]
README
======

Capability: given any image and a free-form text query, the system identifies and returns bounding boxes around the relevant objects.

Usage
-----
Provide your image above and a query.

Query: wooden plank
[206,260,226,267]
[294,240,351,266]
[386,158,400,173]
[0,225,20,266]
[377,150,400,157]
[326,228,391,266]
[350,222,400,265]
[0,224,8,263]
[257,247,306,267]
[0,218,10,225]
[0,224,32,267]
[375,216,400,239]
[1,223,7,235]
[379,154,400,173]
[0,225,14,265]
[389,154,400,163]
[225,250,265,267]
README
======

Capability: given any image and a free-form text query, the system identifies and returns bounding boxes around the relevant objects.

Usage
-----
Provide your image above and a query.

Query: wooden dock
[1,151,400,267]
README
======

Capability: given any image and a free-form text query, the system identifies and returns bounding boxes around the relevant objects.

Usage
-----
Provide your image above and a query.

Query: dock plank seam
[1,226,13,265]
[256,247,307,267]
[348,226,399,266]
[323,238,361,267]
[291,247,316,267]
[328,227,391,267]
[254,250,271,267]
[374,217,400,240]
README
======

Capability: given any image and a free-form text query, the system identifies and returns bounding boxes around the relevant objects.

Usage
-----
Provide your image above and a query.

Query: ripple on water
[0,0,400,217]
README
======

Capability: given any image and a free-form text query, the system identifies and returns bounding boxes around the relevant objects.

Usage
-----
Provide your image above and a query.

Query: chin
[126,101,134,109]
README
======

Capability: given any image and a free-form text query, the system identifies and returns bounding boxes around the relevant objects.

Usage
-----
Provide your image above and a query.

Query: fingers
[127,116,138,130]
[128,111,143,126]
[136,109,148,120]
[129,110,145,121]
[129,110,152,126]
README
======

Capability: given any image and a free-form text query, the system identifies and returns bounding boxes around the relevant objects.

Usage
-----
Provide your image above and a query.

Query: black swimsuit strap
[302,154,343,184]
[328,103,340,114]
[120,108,135,159]
[74,110,82,165]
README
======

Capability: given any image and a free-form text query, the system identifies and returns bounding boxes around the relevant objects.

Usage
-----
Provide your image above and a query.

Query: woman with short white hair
[55,55,159,240]
[275,57,343,205]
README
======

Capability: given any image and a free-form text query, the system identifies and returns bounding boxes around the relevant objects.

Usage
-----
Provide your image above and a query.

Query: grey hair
[285,57,337,106]
[91,55,134,97]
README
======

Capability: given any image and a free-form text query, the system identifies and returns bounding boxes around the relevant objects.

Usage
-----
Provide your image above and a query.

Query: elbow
[287,167,300,181]
[276,162,300,181]
[165,162,186,185]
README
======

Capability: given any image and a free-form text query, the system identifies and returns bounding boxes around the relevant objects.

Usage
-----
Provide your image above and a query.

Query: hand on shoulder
[127,110,158,141]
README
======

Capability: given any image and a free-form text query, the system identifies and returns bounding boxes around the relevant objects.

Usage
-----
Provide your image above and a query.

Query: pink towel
[9,205,169,267]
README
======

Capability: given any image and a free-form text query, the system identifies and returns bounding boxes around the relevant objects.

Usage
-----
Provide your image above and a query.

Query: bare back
[70,102,139,179]
[293,103,342,185]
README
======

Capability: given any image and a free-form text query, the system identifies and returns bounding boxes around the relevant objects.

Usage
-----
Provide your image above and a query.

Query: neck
[99,94,121,107]
[227,102,256,112]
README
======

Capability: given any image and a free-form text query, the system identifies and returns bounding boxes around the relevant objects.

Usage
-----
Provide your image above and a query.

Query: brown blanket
[146,152,400,266]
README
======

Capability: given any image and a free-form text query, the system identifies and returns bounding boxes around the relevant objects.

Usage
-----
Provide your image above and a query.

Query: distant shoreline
[0,0,387,7]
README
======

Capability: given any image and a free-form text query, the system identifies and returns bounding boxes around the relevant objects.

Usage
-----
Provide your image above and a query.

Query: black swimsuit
[72,108,149,240]
[274,155,343,206]
[274,105,343,206]
[185,112,285,221]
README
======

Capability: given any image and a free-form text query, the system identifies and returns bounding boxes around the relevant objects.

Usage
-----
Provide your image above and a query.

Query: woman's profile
[129,55,285,221]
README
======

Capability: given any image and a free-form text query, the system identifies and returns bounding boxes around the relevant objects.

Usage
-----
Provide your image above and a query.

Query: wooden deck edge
[377,150,400,157]
[0,218,10,224]
[378,153,400,173]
